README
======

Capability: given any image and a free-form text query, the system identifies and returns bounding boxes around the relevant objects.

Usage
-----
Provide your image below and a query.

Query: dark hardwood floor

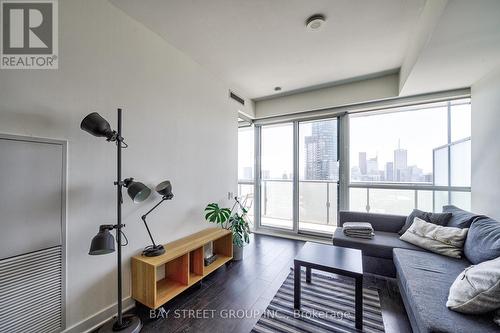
[130,234,412,333]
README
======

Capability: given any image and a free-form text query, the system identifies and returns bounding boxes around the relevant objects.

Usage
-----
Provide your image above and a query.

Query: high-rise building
[424,173,433,183]
[351,166,361,181]
[379,170,385,181]
[366,156,379,175]
[359,152,367,175]
[394,140,408,181]
[304,120,337,180]
[385,162,394,181]
[408,166,423,182]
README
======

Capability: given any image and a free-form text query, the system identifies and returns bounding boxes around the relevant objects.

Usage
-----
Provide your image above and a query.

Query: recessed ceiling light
[306,14,326,31]
[274,86,282,91]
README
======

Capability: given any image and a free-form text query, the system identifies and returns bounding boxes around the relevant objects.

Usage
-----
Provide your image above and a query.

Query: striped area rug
[252,270,385,333]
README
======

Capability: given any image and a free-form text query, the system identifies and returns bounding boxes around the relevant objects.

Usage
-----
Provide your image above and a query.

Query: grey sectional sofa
[332,207,499,333]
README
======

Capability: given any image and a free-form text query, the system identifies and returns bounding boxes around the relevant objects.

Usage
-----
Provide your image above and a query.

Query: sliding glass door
[257,118,341,235]
[298,119,338,234]
[260,123,294,230]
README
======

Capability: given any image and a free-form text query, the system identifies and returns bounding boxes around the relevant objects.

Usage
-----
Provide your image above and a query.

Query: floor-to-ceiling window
[349,98,471,214]
[239,96,471,238]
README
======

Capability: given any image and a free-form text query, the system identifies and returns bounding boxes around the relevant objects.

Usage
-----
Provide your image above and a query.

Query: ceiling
[111,0,425,99]
[399,0,500,96]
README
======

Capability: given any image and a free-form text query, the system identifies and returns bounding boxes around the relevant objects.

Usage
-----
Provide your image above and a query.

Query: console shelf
[131,227,233,309]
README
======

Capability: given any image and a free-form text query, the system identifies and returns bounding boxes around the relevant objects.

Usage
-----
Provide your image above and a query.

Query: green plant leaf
[205,198,251,246]
[204,203,231,225]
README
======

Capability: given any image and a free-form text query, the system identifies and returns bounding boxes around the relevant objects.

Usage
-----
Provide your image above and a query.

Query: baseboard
[63,297,135,333]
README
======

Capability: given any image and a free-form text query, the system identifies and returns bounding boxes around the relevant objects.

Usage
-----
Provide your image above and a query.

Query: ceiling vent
[229,91,245,106]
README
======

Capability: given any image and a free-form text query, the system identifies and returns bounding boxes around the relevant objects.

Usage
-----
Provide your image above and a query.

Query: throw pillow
[464,217,500,264]
[398,209,452,235]
[446,256,500,314]
[443,205,484,229]
[400,217,468,258]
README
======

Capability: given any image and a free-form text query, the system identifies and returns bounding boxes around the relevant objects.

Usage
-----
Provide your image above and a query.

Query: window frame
[238,92,471,238]
[251,117,346,238]
[347,99,471,213]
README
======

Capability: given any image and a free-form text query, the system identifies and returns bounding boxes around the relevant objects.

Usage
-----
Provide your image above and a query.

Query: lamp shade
[80,112,115,140]
[155,180,173,198]
[127,181,151,203]
[89,226,115,255]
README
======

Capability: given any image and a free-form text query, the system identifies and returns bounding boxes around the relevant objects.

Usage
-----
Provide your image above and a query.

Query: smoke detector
[305,14,326,31]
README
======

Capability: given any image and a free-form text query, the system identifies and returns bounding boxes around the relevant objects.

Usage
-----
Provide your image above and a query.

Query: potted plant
[204,197,250,260]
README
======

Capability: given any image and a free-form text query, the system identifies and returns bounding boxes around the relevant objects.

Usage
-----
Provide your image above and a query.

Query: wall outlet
[228,191,234,200]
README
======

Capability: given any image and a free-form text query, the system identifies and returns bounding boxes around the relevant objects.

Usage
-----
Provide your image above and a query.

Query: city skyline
[351,141,433,183]
[242,133,436,183]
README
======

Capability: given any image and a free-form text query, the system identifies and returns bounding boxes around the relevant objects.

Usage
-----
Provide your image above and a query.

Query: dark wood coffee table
[294,242,364,330]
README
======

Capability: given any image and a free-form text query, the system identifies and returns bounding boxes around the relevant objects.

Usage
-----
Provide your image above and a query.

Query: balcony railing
[238,180,472,232]
[349,182,471,214]
[238,179,338,233]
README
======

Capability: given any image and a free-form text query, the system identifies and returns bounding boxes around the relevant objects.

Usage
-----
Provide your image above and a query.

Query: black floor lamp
[81,109,147,333]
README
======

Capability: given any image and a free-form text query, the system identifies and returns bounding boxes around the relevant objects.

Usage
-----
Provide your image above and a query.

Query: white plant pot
[233,245,243,261]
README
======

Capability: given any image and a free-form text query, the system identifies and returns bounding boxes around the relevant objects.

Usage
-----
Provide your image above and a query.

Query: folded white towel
[343,222,374,239]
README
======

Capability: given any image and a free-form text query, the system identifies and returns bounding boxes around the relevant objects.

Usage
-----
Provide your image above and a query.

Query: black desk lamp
[82,109,148,333]
[140,180,174,257]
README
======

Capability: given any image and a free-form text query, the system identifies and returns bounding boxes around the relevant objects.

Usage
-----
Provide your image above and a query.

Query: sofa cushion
[332,228,424,259]
[394,248,498,333]
[447,256,500,314]
[464,216,500,264]
[398,209,452,235]
[400,217,468,258]
[443,205,484,228]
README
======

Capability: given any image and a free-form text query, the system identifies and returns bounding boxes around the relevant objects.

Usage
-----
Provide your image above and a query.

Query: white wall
[232,92,256,119]
[399,0,447,93]
[254,74,399,118]
[0,0,238,331]
[471,67,500,220]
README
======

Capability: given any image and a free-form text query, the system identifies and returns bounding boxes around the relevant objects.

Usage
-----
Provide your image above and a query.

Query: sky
[261,124,293,178]
[238,127,255,179]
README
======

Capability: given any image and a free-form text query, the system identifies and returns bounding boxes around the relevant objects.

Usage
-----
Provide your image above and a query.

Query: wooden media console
[131,228,233,309]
